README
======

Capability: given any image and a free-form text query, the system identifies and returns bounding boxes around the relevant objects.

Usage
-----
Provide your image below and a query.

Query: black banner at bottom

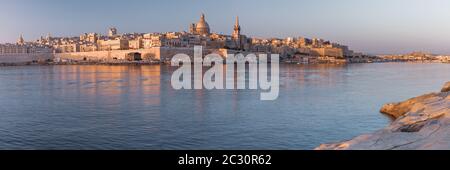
[0,150,448,169]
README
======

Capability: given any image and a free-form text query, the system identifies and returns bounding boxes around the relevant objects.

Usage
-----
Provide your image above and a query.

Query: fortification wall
[55,48,163,61]
[0,53,54,64]
[54,47,232,62]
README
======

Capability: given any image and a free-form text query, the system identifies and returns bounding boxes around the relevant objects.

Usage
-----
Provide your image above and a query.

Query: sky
[1,0,450,54]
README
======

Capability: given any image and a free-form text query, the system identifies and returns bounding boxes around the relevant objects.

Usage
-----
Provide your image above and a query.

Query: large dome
[196,14,210,35]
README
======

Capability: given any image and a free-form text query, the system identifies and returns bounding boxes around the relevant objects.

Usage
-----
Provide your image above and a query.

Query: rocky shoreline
[316,82,450,150]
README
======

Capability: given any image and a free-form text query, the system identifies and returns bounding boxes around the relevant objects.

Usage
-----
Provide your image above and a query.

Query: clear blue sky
[1,0,450,54]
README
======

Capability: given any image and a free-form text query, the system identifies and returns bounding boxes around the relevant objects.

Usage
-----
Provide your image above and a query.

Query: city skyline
[1,0,450,54]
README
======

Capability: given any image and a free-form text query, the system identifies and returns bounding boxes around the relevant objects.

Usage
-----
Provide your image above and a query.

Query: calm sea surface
[0,63,449,149]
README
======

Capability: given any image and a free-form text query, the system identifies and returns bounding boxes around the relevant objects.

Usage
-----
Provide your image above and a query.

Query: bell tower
[232,16,241,40]
[232,16,243,50]
[17,34,25,45]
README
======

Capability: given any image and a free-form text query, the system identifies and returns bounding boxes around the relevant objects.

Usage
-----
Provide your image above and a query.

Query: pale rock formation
[442,82,450,92]
[316,82,450,150]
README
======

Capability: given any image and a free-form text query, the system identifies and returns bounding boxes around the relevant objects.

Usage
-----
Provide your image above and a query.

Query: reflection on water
[0,63,449,149]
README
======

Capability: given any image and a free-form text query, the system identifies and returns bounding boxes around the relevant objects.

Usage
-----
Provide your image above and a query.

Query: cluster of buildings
[1,13,369,63]
[379,52,450,63]
[0,35,54,64]
[3,14,449,64]
[0,35,52,54]
[2,13,450,65]
[32,14,248,55]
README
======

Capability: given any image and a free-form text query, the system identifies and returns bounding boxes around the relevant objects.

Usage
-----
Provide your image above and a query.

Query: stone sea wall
[316,82,450,150]
[54,47,229,62]
[0,53,54,64]
[55,48,162,61]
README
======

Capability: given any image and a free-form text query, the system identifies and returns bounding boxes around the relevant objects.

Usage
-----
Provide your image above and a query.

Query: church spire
[234,16,241,31]
[17,34,25,45]
[232,16,241,40]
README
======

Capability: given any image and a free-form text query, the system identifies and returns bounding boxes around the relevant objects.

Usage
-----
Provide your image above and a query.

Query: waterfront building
[310,47,344,59]
[80,33,99,44]
[143,34,165,48]
[128,37,143,49]
[97,39,129,51]
[436,55,450,63]
[0,43,52,54]
[79,44,98,52]
[0,44,28,54]
[54,44,80,53]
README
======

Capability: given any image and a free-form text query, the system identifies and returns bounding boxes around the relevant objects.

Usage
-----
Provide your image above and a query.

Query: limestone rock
[316,82,450,150]
[380,93,439,118]
[442,82,450,92]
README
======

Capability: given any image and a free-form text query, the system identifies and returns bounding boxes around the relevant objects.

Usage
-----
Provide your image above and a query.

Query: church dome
[196,14,210,35]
